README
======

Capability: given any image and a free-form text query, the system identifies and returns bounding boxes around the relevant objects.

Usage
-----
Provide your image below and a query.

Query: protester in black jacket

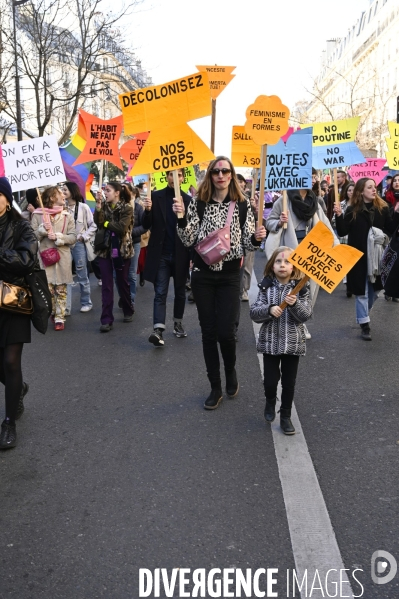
[128,187,148,308]
[142,169,191,347]
[335,177,399,340]
[0,177,38,449]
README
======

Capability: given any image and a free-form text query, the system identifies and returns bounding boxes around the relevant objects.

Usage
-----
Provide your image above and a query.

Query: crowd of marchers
[1,162,399,448]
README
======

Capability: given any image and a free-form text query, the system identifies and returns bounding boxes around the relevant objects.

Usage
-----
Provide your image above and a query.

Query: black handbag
[94,228,112,252]
[25,264,52,334]
[381,225,399,298]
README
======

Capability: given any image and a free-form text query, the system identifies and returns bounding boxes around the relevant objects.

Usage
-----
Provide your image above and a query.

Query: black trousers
[263,354,300,410]
[191,268,240,387]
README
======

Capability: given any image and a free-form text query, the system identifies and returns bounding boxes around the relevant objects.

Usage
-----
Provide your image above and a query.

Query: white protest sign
[1,135,65,192]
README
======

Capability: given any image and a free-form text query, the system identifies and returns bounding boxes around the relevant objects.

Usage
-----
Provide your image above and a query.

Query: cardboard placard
[302,117,364,169]
[231,126,260,168]
[73,110,124,169]
[130,123,215,175]
[288,221,363,293]
[303,117,360,146]
[195,65,235,100]
[1,135,65,191]
[119,72,212,135]
[265,129,312,190]
[151,166,197,193]
[347,159,386,184]
[119,132,150,166]
[385,121,399,168]
[244,95,290,146]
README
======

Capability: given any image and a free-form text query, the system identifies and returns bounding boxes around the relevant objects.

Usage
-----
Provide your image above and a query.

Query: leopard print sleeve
[177,198,200,247]
[241,199,259,252]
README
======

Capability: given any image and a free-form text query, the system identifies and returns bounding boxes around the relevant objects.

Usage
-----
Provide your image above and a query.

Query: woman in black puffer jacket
[0,177,38,449]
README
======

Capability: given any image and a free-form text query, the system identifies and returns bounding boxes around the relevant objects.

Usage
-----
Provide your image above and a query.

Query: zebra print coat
[250,276,312,356]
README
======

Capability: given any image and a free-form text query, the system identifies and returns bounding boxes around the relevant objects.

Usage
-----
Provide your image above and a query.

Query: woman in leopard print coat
[174,156,266,411]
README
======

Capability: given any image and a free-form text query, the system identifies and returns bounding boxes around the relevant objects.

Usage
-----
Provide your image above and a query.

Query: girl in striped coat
[250,246,312,435]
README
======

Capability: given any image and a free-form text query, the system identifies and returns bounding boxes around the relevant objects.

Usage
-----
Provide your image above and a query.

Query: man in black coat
[142,169,191,347]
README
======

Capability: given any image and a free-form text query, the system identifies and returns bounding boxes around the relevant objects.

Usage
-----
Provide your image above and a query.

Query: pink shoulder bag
[195,201,236,266]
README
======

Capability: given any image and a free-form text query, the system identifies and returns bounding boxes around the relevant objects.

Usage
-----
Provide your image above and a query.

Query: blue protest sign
[264,129,312,190]
[311,141,364,169]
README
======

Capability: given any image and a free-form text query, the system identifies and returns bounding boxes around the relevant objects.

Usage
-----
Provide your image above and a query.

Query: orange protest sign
[73,110,123,169]
[119,132,150,166]
[195,65,235,100]
[119,73,212,135]
[244,95,290,146]
[130,123,215,175]
[231,126,260,168]
[288,221,363,293]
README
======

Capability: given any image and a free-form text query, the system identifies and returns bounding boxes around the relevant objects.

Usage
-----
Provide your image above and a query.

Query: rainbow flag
[59,113,95,208]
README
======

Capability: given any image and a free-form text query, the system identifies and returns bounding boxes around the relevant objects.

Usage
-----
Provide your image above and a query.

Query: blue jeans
[153,253,186,329]
[128,242,141,303]
[66,241,92,310]
[355,278,379,324]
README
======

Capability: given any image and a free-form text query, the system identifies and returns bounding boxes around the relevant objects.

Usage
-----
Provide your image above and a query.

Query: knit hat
[0,177,13,207]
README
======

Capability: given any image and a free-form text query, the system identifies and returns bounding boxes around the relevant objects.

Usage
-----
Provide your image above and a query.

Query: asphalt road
[1,252,398,599]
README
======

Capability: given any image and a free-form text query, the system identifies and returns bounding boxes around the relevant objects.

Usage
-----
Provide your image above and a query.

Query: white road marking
[249,272,354,599]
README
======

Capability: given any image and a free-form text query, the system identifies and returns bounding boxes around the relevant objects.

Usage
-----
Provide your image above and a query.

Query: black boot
[139,272,145,287]
[225,369,239,398]
[15,382,29,420]
[360,323,371,340]
[264,397,276,423]
[279,408,295,435]
[0,420,17,449]
[204,387,223,410]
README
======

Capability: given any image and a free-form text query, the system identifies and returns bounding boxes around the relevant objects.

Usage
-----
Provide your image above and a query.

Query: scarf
[33,207,64,215]
[287,190,319,221]
[367,226,388,282]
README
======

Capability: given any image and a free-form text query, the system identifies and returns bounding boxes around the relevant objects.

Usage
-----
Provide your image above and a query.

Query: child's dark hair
[264,246,303,280]
[63,181,84,203]
[107,181,132,203]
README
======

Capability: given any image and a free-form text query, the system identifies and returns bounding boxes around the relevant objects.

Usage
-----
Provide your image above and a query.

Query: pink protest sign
[0,146,5,176]
[348,158,386,184]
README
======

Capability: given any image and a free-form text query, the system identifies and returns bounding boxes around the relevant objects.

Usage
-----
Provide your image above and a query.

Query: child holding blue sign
[250,246,312,435]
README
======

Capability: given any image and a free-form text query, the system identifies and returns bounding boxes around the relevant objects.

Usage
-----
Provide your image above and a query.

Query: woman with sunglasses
[174,156,266,410]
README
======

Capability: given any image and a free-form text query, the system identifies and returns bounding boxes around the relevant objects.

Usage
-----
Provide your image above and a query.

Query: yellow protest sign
[130,123,215,175]
[195,65,235,100]
[244,95,290,146]
[385,121,399,168]
[288,221,363,293]
[231,126,260,168]
[151,166,197,193]
[119,73,212,135]
[302,117,360,146]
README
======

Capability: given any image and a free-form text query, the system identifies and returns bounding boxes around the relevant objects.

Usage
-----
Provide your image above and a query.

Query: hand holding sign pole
[244,95,290,226]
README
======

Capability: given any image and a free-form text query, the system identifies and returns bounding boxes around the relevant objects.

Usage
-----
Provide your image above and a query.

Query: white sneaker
[80,305,92,313]
[303,324,311,340]
[65,310,71,317]
[98,280,102,286]
[241,290,249,302]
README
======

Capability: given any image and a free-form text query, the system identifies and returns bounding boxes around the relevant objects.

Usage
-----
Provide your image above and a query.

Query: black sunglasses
[210,168,231,176]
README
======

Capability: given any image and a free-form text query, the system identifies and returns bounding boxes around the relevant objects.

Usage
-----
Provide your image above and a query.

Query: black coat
[0,216,38,286]
[336,204,399,295]
[132,202,147,245]
[142,186,191,285]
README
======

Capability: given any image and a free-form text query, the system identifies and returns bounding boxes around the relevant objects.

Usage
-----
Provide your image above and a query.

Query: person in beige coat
[31,186,76,330]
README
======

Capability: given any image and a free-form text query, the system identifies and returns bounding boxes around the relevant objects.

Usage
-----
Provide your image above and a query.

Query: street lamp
[12,0,30,141]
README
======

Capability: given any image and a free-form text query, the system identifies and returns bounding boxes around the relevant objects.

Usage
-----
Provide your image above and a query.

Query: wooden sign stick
[251,168,259,201]
[282,190,288,230]
[333,167,340,206]
[278,275,310,310]
[210,99,216,153]
[257,144,268,225]
[98,160,104,192]
[35,186,53,235]
[172,170,184,218]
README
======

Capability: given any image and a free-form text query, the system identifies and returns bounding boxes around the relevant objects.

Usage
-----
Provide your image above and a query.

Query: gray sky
[133,0,369,158]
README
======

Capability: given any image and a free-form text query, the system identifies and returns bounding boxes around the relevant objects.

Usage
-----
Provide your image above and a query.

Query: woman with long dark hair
[62,182,97,314]
[335,177,399,340]
[174,156,266,410]
[0,177,38,448]
[94,181,134,332]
